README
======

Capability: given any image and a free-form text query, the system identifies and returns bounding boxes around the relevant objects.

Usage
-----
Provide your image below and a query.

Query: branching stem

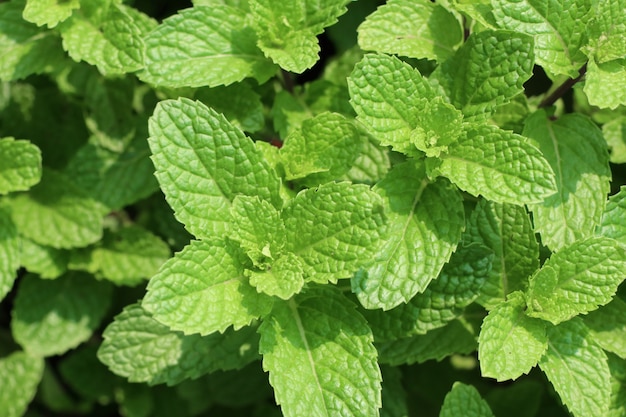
[538,63,588,108]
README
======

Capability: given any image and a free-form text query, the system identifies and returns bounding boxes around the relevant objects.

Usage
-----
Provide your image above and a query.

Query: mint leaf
[410,97,464,158]
[439,382,495,417]
[194,82,264,133]
[0,1,65,81]
[0,137,42,195]
[599,187,626,244]
[259,287,381,417]
[357,0,462,62]
[352,161,464,310]
[433,30,534,122]
[59,2,156,75]
[248,252,305,300]
[584,297,626,359]
[348,53,437,155]
[91,226,171,286]
[523,110,611,250]
[19,238,68,279]
[280,112,362,183]
[11,272,113,356]
[363,243,491,341]
[603,117,626,164]
[141,6,276,87]
[148,98,281,239]
[23,0,80,28]
[478,292,547,381]
[342,131,391,185]
[377,320,477,366]
[380,366,409,417]
[607,353,626,417]
[283,182,387,284]
[60,346,119,402]
[436,124,557,205]
[539,318,610,417]
[6,168,104,249]
[0,207,19,302]
[143,239,274,336]
[584,0,626,64]
[249,0,350,73]
[98,303,260,386]
[526,237,626,325]
[491,0,591,77]
[0,351,44,417]
[466,199,539,309]
[584,57,626,109]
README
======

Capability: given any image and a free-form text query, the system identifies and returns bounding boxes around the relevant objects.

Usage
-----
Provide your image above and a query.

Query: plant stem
[281,69,295,94]
[538,63,587,108]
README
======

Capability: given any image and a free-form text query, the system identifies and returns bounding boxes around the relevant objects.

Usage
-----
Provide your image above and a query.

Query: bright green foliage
[585,57,626,110]
[248,252,305,300]
[411,97,464,158]
[6,169,103,249]
[584,297,626,359]
[377,320,478,366]
[603,117,626,163]
[259,287,381,417]
[352,161,465,310]
[465,200,539,309]
[90,226,171,286]
[524,110,611,250]
[0,1,66,81]
[282,182,387,284]
[98,303,260,385]
[18,238,68,279]
[249,0,350,73]
[11,272,112,356]
[478,292,547,381]
[363,243,491,341]
[0,207,19,301]
[142,6,276,87]
[491,0,591,77]
[357,0,463,62]
[539,318,611,417]
[59,2,156,75]
[280,112,362,183]
[439,382,495,417]
[148,98,282,238]
[432,30,534,122]
[599,187,626,243]
[435,124,557,204]
[0,138,42,195]
[23,0,80,28]
[526,236,626,324]
[143,239,274,336]
[0,352,44,417]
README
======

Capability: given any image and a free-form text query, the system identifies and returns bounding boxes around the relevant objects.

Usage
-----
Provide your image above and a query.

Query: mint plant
[1,0,626,416]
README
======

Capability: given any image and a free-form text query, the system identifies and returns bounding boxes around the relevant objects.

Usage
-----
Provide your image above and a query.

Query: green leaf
[357,0,462,62]
[584,297,626,359]
[0,1,66,81]
[410,97,464,158]
[478,292,547,381]
[584,57,626,110]
[248,252,305,300]
[19,238,68,279]
[599,187,626,244]
[377,320,478,366]
[380,366,409,417]
[341,131,391,185]
[6,168,104,249]
[439,382,495,417]
[607,353,626,417]
[491,0,591,77]
[148,98,281,239]
[0,351,44,417]
[0,207,19,302]
[539,318,611,417]
[283,182,387,284]
[465,199,539,309]
[11,272,113,356]
[259,286,381,417]
[59,2,156,75]
[584,0,626,64]
[363,244,491,341]
[433,30,534,122]
[0,137,42,195]
[249,0,350,73]
[59,346,119,401]
[280,112,362,183]
[141,6,276,87]
[23,0,80,28]
[523,110,611,250]
[348,53,438,155]
[91,226,171,286]
[194,82,264,133]
[526,237,626,325]
[98,303,260,386]
[352,161,464,310]
[435,124,557,205]
[143,239,274,336]
[603,116,626,164]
